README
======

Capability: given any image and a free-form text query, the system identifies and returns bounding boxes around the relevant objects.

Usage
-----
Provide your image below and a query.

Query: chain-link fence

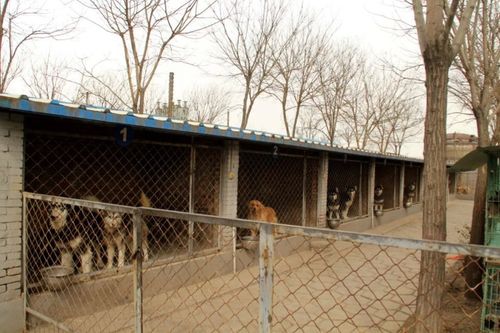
[24,193,500,333]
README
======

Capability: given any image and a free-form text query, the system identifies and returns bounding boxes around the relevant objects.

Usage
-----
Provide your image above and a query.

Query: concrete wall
[316,152,328,228]
[0,112,24,333]
[219,141,239,251]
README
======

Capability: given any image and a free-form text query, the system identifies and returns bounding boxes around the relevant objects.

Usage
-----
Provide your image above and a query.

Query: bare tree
[23,56,69,100]
[186,84,231,124]
[389,99,423,155]
[411,0,476,331]
[369,71,423,154]
[312,42,365,146]
[449,0,500,299]
[296,106,322,141]
[338,66,381,151]
[212,0,286,129]
[0,0,74,92]
[80,0,215,114]
[269,12,330,138]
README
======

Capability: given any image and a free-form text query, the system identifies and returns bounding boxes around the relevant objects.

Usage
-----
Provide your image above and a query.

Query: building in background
[446,132,478,199]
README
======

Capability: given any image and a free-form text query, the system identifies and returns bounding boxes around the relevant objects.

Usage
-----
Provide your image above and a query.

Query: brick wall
[0,112,23,304]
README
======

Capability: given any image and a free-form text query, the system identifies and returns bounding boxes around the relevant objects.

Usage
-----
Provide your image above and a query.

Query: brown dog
[247,200,278,238]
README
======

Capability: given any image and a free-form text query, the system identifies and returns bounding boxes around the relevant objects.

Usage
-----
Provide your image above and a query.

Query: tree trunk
[464,116,489,299]
[414,59,449,333]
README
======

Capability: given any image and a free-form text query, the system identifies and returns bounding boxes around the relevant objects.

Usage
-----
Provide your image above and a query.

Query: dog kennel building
[0,94,424,331]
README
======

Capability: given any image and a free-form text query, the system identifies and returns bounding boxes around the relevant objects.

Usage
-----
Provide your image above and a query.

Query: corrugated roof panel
[0,94,424,163]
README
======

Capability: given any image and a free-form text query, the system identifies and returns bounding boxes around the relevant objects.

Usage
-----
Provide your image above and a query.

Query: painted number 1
[120,127,128,143]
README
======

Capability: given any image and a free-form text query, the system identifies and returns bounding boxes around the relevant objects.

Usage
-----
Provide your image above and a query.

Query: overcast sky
[9,0,477,158]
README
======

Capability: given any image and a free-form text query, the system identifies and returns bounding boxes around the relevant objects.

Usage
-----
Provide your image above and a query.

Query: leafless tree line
[213,0,423,155]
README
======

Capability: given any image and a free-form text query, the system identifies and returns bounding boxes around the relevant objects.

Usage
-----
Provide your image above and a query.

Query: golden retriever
[247,200,278,238]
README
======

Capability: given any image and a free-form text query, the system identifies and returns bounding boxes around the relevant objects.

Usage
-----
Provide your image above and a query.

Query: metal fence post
[22,194,27,330]
[259,223,274,333]
[188,144,196,256]
[133,210,144,333]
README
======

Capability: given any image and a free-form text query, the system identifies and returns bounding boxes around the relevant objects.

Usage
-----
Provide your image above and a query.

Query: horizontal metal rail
[24,192,500,259]
[24,192,137,214]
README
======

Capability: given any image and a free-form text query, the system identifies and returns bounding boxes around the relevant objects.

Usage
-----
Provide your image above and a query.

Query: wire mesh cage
[24,195,263,333]
[327,157,369,221]
[375,163,401,211]
[24,116,223,274]
[482,263,500,332]
[237,144,319,228]
[25,196,137,332]
[405,165,421,204]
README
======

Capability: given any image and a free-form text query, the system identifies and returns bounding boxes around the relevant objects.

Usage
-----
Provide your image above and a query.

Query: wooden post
[259,223,274,333]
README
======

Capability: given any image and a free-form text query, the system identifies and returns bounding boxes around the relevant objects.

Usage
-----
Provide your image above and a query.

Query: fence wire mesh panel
[25,196,136,332]
[375,163,400,210]
[24,193,500,332]
[327,159,369,221]
[405,166,421,204]
[271,234,489,333]
[237,148,319,228]
[141,215,259,332]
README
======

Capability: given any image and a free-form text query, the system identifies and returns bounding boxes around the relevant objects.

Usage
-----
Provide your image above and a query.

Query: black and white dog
[374,185,384,216]
[327,188,341,221]
[101,192,150,269]
[341,186,357,220]
[404,182,416,208]
[49,196,103,274]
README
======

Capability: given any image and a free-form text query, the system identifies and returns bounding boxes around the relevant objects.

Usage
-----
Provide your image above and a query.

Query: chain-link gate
[23,193,500,332]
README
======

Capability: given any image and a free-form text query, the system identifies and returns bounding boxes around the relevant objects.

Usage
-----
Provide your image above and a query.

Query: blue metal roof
[0,93,423,164]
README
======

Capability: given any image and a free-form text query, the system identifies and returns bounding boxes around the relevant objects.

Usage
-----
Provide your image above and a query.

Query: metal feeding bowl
[39,266,74,291]
[241,235,259,251]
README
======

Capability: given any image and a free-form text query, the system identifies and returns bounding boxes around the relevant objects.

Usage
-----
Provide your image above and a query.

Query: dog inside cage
[24,120,223,293]
[404,182,417,208]
[374,185,385,216]
[327,158,368,225]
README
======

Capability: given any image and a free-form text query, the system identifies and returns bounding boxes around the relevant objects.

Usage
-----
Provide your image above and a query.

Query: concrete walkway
[370,199,473,243]
[30,200,474,333]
